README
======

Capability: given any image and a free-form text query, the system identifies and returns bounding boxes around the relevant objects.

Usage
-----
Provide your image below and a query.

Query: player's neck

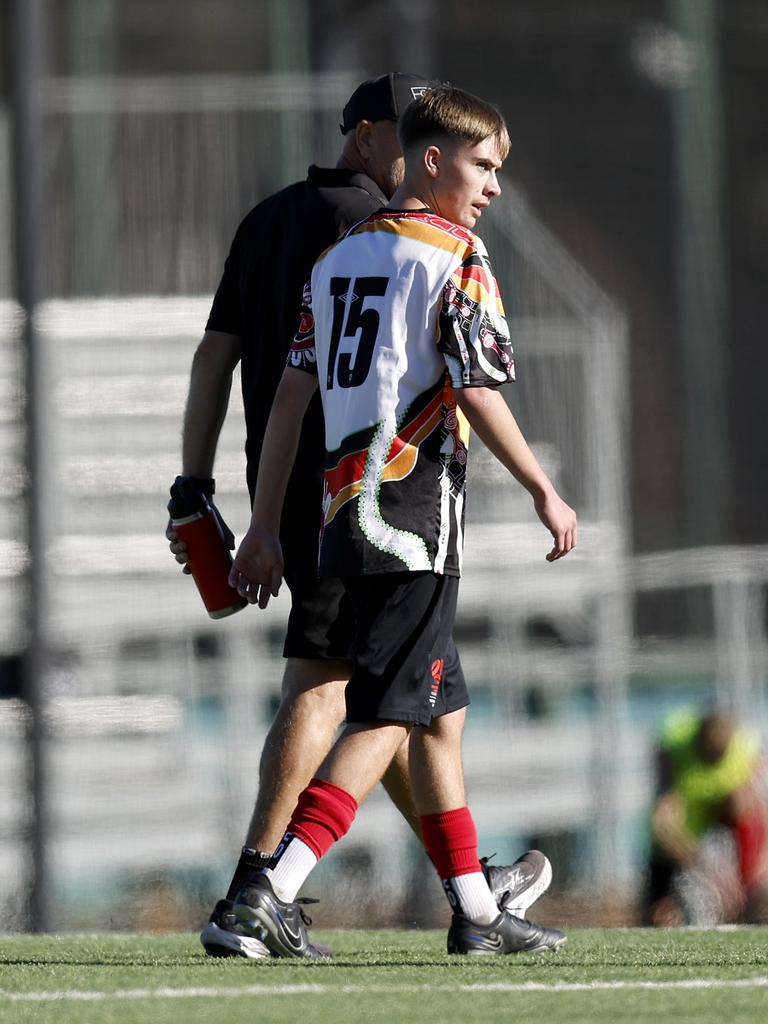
[388,182,432,212]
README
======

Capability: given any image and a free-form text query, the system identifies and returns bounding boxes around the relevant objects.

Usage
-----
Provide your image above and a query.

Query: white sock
[445,871,499,924]
[264,835,318,903]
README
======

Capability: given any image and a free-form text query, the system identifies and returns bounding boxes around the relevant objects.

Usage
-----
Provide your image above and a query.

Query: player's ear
[424,144,441,179]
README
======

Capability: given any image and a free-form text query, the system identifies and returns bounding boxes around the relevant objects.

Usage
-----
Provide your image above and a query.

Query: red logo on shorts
[428,659,444,707]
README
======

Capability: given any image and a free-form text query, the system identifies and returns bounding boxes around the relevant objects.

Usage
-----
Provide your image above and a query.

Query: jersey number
[327,276,388,389]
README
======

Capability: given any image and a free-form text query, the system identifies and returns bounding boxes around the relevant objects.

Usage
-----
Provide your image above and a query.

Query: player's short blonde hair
[398,86,510,160]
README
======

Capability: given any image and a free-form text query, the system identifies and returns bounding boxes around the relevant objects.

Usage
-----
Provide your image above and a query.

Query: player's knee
[280,659,348,719]
[425,706,467,743]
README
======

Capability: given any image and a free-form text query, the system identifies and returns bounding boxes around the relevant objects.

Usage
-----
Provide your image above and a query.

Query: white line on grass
[2,978,768,1003]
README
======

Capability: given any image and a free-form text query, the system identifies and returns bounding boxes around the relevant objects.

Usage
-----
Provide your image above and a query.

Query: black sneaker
[200,898,272,960]
[233,875,330,959]
[482,850,552,917]
[447,909,567,955]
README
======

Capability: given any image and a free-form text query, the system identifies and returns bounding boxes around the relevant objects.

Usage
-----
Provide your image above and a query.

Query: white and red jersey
[288,208,515,578]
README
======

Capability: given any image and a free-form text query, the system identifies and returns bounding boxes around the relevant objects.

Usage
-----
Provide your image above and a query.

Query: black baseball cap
[340,72,431,134]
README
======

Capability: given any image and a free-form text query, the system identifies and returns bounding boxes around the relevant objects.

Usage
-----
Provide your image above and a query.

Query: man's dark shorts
[280,477,355,660]
[281,565,355,660]
[342,572,470,727]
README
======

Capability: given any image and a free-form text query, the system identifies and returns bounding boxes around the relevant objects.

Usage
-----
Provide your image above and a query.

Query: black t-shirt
[206,165,388,562]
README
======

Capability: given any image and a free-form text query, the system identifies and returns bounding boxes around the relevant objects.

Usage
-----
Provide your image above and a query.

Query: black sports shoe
[482,849,552,917]
[200,898,272,960]
[447,909,567,955]
[233,875,330,959]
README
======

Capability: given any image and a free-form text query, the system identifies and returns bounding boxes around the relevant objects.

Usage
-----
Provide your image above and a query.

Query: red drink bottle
[168,477,246,619]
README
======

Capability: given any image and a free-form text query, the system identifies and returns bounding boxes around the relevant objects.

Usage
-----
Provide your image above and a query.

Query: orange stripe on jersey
[351,213,475,262]
[381,444,418,483]
[456,405,471,446]
[453,261,502,298]
[451,268,506,314]
[382,399,443,482]
[325,447,367,495]
[368,209,476,244]
[323,390,444,523]
[324,479,362,525]
[324,448,367,525]
[388,390,443,454]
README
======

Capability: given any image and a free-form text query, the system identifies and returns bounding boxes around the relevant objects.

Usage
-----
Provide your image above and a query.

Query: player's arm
[167,330,242,571]
[651,791,698,864]
[229,367,319,608]
[649,746,698,864]
[454,386,577,561]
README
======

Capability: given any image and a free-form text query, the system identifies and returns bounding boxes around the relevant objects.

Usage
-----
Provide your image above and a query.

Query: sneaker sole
[459,932,567,956]
[503,854,553,917]
[200,920,271,960]
[521,931,567,954]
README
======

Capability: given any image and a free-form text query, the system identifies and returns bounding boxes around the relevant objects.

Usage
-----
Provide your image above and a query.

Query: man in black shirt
[168,74,550,958]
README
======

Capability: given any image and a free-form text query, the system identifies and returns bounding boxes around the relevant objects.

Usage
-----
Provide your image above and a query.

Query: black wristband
[182,476,215,496]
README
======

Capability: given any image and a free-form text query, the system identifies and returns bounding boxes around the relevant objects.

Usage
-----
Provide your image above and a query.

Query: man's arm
[229,367,319,608]
[181,330,242,476]
[167,330,242,571]
[454,386,577,561]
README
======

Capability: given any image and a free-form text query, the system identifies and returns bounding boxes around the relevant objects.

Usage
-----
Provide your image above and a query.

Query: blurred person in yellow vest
[642,707,768,925]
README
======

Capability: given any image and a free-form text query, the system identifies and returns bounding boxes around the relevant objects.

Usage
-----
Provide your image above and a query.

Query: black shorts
[278,469,357,660]
[281,563,355,661]
[341,572,470,726]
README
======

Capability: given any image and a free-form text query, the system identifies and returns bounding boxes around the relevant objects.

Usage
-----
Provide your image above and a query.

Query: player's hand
[166,519,192,575]
[229,524,284,608]
[534,489,578,561]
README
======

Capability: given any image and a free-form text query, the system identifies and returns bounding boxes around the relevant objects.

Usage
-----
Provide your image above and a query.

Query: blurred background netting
[1,0,767,932]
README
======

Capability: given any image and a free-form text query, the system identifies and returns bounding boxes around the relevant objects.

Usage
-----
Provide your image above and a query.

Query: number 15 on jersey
[326,276,389,390]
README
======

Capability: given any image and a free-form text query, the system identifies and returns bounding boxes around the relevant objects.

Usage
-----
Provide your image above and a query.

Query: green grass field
[1,928,767,1024]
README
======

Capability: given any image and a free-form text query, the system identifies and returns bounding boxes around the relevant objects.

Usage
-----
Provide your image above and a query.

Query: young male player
[168,74,553,958]
[229,85,577,957]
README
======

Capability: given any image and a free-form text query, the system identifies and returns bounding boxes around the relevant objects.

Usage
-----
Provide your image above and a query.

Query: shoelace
[480,853,527,906]
[296,895,319,927]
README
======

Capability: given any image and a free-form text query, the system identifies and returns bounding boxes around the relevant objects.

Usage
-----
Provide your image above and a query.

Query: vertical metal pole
[587,313,633,888]
[669,0,729,547]
[9,0,50,932]
[70,0,117,295]
[270,0,311,187]
[713,575,763,730]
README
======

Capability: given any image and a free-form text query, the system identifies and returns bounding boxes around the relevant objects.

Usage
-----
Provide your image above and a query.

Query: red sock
[734,816,767,888]
[286,778,358,860]
[420,806,481,879]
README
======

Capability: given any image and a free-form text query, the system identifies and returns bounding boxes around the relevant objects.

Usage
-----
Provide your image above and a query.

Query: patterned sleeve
[287,280,318,376]
[437,241,515,388]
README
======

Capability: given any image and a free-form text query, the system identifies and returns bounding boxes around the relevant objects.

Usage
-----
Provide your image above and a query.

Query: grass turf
[1,927,767,1024]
